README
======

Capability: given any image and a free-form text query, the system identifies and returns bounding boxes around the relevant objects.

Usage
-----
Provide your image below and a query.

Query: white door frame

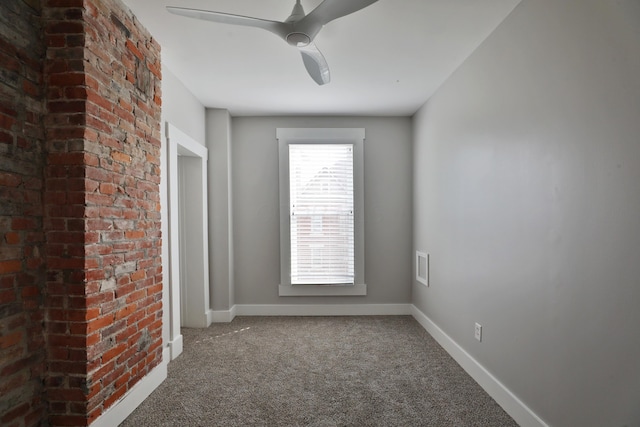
[166,122,211,360]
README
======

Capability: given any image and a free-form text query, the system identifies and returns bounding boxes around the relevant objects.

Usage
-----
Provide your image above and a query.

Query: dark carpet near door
[120,316,517,426]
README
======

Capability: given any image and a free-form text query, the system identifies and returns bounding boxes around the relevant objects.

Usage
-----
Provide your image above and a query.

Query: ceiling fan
[166,0,379,85]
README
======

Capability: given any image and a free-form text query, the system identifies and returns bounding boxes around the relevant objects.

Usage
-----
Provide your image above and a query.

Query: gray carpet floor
[120,316,517,426]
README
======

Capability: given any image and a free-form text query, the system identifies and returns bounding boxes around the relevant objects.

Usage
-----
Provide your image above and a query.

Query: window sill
[278,283,367,297]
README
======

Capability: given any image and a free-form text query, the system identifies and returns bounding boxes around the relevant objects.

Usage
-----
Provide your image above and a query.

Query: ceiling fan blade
[299,42,330,85]
[301,0,378,28]
[166,6,290,39]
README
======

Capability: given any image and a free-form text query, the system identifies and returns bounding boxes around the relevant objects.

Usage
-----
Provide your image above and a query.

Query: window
[278,128,366,296]
[290,143,354,285]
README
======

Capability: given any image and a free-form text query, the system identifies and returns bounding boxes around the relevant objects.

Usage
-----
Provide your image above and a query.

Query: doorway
[166,123,211,360]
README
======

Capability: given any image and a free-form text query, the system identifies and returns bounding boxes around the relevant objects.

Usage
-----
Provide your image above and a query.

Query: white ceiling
[122,0,521,116]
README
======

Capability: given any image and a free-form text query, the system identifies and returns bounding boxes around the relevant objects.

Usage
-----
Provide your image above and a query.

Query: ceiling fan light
[286,32,311,47]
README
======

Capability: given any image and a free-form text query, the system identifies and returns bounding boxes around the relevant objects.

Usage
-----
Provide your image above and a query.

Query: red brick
[112,151,131,164]
[145,301,162,316]
[21,286,40,298]
[48,415,87,426]
[147,61,161,79]
[125,39,143,60]
[86,88,115,113]
[48,334,86,349]
[103,383,127,409]
[0,172,21,187]
[89,360,114,382]
[130,270,145,281]
[47,21,85,35]
[85,292,114,307]
[1,403,30,424]
[0,289,16,304]
[84,166,111,182]
[47,126,85,141]
[101,343,126,363]
[23,79,39,97]
[86,332,100,347]
[47,152,85,166]
[86,115,112,134]
[0,114,17,130]
[47,257,84,270]
[146,283,162,296]
[11,217,37,231]
[124,230,144,240]
[0,260,22,274]
[137,315,154,330]
[98,182,117,195]
[48,100,86,114]
[86,314,114,334]
[115,303,137,320]
[115,324,136,343]
[86,192,114,206]
[87,406,102,424]
[0,330,23,349]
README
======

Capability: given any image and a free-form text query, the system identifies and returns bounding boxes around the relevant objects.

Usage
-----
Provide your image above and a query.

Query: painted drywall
[161,65,206,145]
[230,116,413,305]
[412,0,640,426]
[206,109,235,313]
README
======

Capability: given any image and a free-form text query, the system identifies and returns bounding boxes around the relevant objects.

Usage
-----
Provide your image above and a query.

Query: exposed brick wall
[43,0,163,425]
[1,0,162,425]
[42,2,92,423]
[0,1,47,426]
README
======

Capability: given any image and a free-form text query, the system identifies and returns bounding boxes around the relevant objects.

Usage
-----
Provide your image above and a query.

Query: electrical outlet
[474,323,482,342]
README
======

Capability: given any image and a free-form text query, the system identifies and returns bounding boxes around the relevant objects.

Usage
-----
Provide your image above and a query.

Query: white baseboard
[163,345,170,367]
[210,305,237,323]
[169,334,183,360]
[235,304,411,316]
[90,356,168,427]
[410,305,548,427]
[184,311,212,329]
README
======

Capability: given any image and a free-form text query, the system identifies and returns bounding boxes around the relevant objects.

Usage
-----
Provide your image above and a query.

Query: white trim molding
[410,305,548,427]
[168,334,183,361]
[277,128,366,297]
[210,306,237,323]
[166,122,211,335]
[91,360,168,427]
[278,283,367,297]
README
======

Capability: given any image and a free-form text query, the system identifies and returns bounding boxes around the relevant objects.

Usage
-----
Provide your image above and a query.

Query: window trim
[277,128,366,297]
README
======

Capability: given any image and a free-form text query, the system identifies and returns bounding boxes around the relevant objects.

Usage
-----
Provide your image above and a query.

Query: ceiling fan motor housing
[286,32,311,47]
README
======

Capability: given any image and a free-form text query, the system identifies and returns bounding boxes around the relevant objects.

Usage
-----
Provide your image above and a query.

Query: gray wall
[232,116,413,305]
[206,109,235,312]
[412,0,640,426]
[161,66,206,145]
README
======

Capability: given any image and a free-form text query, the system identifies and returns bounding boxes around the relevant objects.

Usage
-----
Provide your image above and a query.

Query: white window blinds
[289,144,354,285]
